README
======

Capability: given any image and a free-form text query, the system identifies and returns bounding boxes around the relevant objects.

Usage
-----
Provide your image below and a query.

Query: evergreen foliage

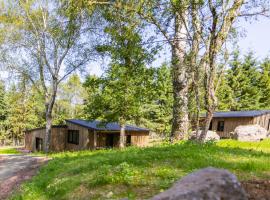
[136,64,173,136]
[258,58,270,109]
[0,0,269,141]
[4,79,45,144]
[0,75,86,144]
[217,51,262,111]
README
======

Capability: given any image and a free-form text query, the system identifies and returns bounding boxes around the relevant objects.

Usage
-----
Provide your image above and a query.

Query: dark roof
[66,119,149,132]
[201,110,270,118]
[25,125,67,133]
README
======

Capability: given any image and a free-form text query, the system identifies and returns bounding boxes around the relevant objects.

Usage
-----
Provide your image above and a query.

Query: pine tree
[139,64,173,136]
[216,73,234,111]
[226,51,261,111]
[5,78,45,145]
[258,58,270,109]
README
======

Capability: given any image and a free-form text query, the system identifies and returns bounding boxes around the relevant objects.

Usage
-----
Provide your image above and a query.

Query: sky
[88,16,270,77]
[238,17,270,59]
[1,16,270,79]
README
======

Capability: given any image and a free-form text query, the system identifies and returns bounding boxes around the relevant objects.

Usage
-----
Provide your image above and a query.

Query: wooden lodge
[25,119,149,152]
[201,110,270,138]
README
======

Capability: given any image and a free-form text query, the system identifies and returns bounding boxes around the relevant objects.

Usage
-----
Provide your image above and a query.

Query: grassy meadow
[10,139,270,200]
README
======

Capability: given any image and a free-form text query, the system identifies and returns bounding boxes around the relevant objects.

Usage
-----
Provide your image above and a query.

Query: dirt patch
[0,157,49,200]
[242,180,270,200]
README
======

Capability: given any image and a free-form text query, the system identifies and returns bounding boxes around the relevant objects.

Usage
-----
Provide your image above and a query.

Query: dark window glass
[126,135,131,146]
[68,130,79,145]
[217,121,225,131]
[106,134,114,148]
[36,137,43,151]
[209,121,213,130]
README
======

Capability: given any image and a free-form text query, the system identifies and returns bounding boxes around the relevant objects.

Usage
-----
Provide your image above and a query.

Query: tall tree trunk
[170,11,189,141]
[44,107,52,153]
[119,123,125,149]
[194,71,201,136]
[200,47,218,141]
[44,82,57,153]
[171,59,189,141]
[200,0,244,141]
[203,109,214,137]
[12,133,15,146]
[201,75,217,140]
[191,1,201,137]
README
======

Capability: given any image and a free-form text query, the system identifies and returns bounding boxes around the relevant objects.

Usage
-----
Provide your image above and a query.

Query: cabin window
[209,121,213,130]
[126,135,131,146]
[217,121,225,131]
[68,130,79,145]
[35,137,43,151]
[105,134,114,148]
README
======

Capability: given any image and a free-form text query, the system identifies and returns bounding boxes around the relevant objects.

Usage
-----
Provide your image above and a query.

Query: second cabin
[201,110,270,138]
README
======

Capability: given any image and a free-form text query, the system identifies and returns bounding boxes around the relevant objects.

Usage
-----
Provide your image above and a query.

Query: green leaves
[84,4,153,126]
[216,51,270,111]
[258,58,270,109]
[53,74,86,124]
[0,79,45,142]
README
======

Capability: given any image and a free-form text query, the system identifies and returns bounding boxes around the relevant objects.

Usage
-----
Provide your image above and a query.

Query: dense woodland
[1,51,270,145]
[0,0,269,149]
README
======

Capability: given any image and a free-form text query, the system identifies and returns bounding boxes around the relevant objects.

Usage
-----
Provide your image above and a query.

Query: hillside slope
[11,140,270,200]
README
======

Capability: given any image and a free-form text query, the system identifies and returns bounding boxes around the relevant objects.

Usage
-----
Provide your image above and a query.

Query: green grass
[0,147,20,154]
[11,139,270,200]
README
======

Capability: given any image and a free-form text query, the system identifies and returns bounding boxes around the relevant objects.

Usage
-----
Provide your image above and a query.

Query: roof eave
[66,119,150,132]
[65,119,97,131]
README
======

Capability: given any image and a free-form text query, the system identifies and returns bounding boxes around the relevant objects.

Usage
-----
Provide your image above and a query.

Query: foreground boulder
[233,125,268,141]
[189,130,220,141]
[151,167,248,200]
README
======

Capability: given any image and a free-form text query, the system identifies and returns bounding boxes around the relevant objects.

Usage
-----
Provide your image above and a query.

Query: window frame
[67,130,80,145]
[217,121,225,132]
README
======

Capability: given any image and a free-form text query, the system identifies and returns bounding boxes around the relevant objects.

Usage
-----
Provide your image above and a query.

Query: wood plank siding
[25,122,149,152]
[25,126,67,151]
[204,113,270,138]
[209,117,254,138]
[65,122,94,151]
[94,131,149,148]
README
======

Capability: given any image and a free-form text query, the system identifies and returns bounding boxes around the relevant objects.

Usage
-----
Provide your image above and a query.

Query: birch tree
[130,0,191,140]
[1,0,95,152]
[199,0,270,140]
[129,0,269,141]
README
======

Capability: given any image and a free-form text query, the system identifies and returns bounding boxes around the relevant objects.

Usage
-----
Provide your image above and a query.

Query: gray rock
[189,130,220,142]
[233,125,268,141]
[151,167,248,200]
